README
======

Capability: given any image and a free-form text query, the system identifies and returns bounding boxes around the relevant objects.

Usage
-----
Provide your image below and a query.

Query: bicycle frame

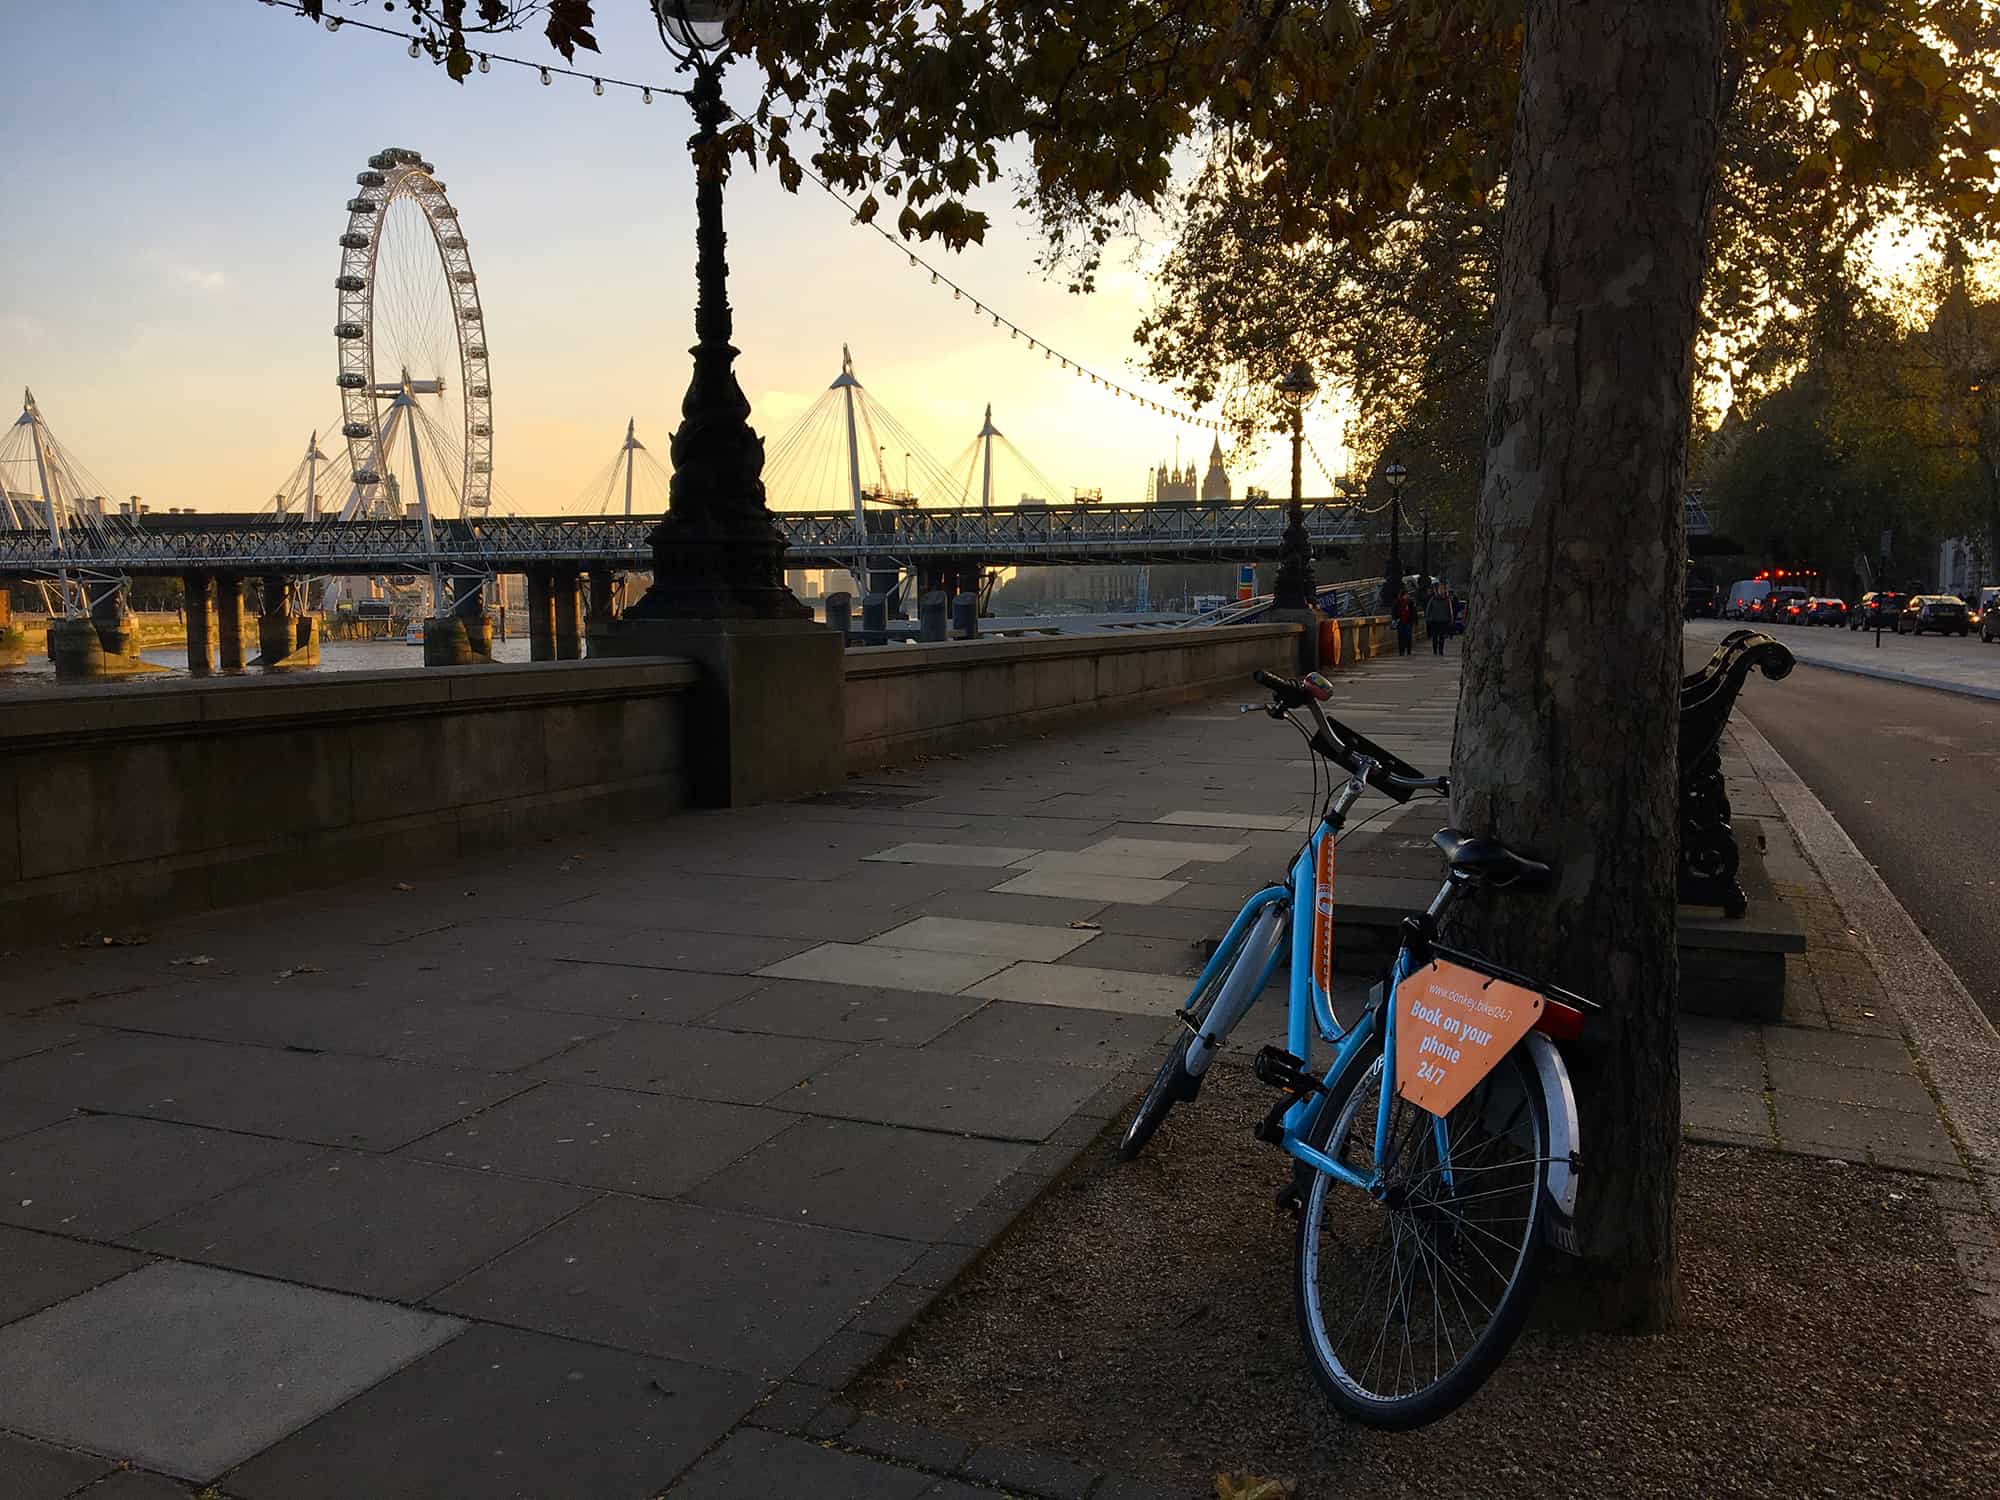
[1179,763,1458,1196]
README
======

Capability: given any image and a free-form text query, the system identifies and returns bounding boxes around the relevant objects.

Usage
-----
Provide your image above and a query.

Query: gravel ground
[849,1061,2000,1498]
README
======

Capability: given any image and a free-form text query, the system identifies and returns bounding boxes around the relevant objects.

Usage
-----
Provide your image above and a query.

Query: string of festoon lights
[257,0,1262,439]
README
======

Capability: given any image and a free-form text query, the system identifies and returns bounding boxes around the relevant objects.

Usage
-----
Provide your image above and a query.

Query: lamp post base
[592,615,845,806]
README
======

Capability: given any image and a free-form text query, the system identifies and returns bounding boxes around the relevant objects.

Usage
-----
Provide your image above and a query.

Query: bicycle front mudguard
[1522,1032,1581,1255]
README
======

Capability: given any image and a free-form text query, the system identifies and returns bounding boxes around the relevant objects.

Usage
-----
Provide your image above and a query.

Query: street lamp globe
[1277,361,1318,407]
[653,0,740,60]
[1384,461,1407,494]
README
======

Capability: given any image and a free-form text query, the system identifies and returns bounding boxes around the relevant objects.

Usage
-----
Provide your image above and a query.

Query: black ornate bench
[1680,629,1795,917]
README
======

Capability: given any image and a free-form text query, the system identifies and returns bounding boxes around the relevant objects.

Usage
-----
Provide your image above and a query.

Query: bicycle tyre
[1293,1040,1550,1429]
[1116,978,1218,1163]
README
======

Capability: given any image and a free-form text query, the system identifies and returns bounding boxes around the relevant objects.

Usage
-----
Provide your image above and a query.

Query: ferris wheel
[332,146,492,523]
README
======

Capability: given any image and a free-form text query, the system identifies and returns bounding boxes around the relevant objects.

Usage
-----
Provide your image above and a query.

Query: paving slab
[0,1226,147,1327]
[1761,1026,1915,1071]
[73,1467,199,1500]
[533,1022,852,1103]
[73,987,613,1073]
[0,1095,76,1144]
[432,1196,916,1377]
[1678,1042,1766,1092]
[701,980,985,1047]
[0,1261,461,1482]
[1060,932,1206,976]
[755,942,1013,994]
[965,961,1189,1017]
[1009,849,1194,880]
[509,925,816,975]
[667,1428,933,1500]
[1773,1095,1962,1167]
[228,1324,765,1500]
[1766,1055,1936,1115]
[909,887,1111,928]
[0,1430,114,1500]
[1155,809,1306,832]
[926,1000,1177,1069]
[129,1152,594,1301]
[1081,836,1248,864]
[991,870,1187,905]
[690,1117,1032,1240]
[864,842,1040,868]
[489,962,763,1022]
[0,1115,316,1240]
[1682,1084,1773,1141]
[867,915,1096,963]
[0,1033,522,1151]
[0,1017,101,1065]
[778,1047,1105,1141]
[398,1081,791,1198]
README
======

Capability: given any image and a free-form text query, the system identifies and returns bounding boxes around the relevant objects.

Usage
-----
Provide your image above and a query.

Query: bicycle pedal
[1252,1046,1323,1095]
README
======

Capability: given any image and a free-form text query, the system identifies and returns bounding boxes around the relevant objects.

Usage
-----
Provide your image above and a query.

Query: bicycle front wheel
[1116,963,1223,1163]
[1293,1041,1549,1428]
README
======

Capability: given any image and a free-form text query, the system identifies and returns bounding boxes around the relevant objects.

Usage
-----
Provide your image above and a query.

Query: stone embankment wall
[0,621,1392,944]
[0,660,695,946]
[844,622,1307,770]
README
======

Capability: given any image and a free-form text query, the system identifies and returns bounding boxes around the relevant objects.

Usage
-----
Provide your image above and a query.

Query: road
[1700,612,2000,697]
[1699,630,2000,1024]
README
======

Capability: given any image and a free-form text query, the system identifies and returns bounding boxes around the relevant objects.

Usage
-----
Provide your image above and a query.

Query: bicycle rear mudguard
[1522,1032,1581,1254]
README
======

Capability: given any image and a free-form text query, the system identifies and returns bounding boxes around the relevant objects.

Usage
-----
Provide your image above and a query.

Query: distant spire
[831,344,861,390]
[624,416,643,451]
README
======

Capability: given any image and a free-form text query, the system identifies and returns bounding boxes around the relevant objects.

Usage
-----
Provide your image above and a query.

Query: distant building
[1151,438,1230,504]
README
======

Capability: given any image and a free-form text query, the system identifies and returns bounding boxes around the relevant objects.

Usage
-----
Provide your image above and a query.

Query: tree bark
[1450,0,1724,1330]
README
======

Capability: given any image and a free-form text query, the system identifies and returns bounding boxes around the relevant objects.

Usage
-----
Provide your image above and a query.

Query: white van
[1723,579,1771,619]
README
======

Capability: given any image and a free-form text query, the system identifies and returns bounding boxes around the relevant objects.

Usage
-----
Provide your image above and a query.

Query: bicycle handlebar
[1251,670,1449,804]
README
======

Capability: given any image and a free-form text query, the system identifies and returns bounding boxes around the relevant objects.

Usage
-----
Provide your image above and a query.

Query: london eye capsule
[339,231,370,249]
[336,373,367,389]
[334,275,365,292]
[355,170,386,188]
[334,322,365,340]
[345,198,378,214]
[342,421,372,439]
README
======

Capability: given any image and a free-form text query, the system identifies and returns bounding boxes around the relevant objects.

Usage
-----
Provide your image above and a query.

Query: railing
[0,500,1440,577]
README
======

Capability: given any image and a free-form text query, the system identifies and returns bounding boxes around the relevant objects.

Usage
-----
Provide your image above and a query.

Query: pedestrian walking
[1392,588,1415,656]
[1425,583,1453,655]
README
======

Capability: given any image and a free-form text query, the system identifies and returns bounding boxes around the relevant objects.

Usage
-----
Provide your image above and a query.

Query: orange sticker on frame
[1392,959,1543,1117]
[1311,837,1335,999]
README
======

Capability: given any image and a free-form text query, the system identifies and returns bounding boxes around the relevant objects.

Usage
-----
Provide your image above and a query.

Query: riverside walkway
[1,649,1993,1497]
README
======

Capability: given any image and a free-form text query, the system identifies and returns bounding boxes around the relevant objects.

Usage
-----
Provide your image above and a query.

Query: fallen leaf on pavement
[1069,920,1101,930]
[1215,1475,1296,1500]
[171,955,214,967]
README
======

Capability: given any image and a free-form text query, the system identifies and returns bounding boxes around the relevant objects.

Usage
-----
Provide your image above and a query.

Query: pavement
[1,640,1995,1497]
[1690,614,2000,700]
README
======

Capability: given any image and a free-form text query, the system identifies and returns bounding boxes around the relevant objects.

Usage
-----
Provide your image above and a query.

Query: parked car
[1805,596,1849,626]
[1897,595,1970,636]
[1851,591,1906,630]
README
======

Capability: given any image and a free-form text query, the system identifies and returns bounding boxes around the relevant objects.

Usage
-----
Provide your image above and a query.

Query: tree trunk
[1450,0,1724,1330]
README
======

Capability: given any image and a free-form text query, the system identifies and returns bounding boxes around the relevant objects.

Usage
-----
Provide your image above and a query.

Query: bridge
[0,499,1405,578]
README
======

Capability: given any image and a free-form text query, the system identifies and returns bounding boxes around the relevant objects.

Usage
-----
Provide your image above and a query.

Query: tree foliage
[300,3,2000,271]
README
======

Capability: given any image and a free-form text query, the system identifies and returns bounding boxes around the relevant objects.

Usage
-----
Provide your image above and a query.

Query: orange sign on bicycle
[1311,836,1335,1000]
[1393,959,1543,1117]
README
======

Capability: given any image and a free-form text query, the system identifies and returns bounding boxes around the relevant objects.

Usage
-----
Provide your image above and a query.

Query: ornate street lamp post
[1381,460,1407,606]
[625,0,807,621]
[1272,361,1318,610]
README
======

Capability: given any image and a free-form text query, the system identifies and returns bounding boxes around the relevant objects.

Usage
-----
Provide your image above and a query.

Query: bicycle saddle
[1432,829,1555,892]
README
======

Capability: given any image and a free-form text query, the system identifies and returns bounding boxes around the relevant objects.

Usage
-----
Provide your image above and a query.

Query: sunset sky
[3,0,1356,519]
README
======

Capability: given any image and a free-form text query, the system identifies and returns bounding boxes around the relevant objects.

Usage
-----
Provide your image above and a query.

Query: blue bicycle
[1119,670,1593,1428]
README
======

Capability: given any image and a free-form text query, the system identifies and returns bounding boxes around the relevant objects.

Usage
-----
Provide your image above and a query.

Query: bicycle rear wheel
[1293,1041,1549,1428]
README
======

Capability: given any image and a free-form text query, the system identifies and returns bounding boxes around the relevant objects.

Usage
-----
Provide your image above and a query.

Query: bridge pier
[586,568,617,643]
[0,587,24,668]
[90,586,137,658]
[254,575,319,670]
[552,569,583,661]
[453,574,494,661]
[214,575,245,673]
[182,573,213,677]
[525,569,556,662]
